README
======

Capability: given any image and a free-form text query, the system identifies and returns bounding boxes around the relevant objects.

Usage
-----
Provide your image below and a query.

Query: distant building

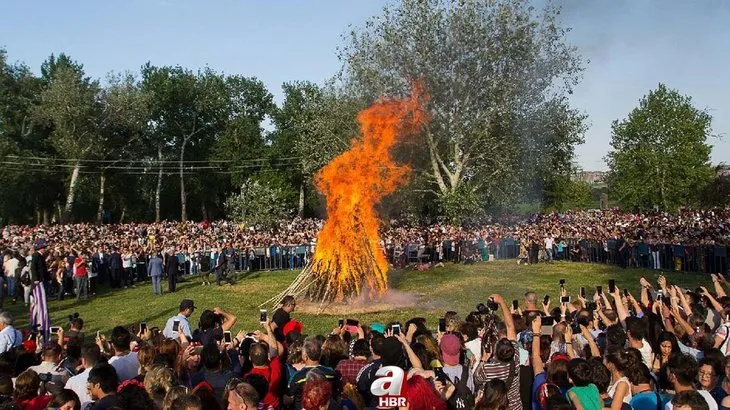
[574,171,606,185]
[717,165,730,177]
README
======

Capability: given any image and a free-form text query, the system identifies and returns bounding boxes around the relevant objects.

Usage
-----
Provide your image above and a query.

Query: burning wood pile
[264,86,428,306]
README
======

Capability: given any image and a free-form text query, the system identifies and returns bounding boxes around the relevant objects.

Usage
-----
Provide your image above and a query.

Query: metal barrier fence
[177,240,728,275]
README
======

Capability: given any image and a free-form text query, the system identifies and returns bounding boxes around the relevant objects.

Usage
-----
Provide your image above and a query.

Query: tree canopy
[606,83,714,210]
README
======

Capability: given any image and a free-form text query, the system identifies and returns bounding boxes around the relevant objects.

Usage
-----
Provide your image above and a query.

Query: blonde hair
[162,385,189,410]
[144,365,177,399]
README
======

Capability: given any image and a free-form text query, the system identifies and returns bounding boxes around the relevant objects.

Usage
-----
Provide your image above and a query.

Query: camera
[570,322,581,335]
[486,299,498,312]
[38,373,52,383]
[476,303,489,314]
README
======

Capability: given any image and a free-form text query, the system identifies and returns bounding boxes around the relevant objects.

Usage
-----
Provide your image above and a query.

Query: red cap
[440,334,461,366]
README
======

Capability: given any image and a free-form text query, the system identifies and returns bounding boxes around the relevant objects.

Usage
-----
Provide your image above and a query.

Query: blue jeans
[152,275,162,295]
[6,278,15,299]
[546,248,554,262]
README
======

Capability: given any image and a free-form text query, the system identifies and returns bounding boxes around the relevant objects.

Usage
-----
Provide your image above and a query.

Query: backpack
[446,365,475,410]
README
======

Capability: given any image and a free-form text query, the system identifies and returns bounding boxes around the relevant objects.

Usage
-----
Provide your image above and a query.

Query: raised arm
[531,317,544,376]
[613,286,630,323]
[712,274,727,297]
[492,294,516,341]
[213,307,237,332]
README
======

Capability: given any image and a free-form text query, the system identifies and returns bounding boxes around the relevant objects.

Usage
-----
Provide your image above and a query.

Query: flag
[30,282,49,341]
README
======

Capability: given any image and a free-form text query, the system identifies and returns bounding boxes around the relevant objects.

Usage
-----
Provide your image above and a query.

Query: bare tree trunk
[35,208,41,226]
[56,203,62,224]
[201,202,208,221]
[119,206,126,224]
[298,181,305,217]
[155,146,163,222]
[42,209,49,226]
[180,139,188,222]
[96,172,106,225]
[63,163,81,223]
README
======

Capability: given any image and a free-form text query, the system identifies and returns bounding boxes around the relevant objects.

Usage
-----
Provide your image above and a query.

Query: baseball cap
[180,299,196,311]
[370,322,386,335]
[440,334,461,366]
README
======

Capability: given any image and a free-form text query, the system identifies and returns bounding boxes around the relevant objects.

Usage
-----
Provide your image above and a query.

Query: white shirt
[3,258,18,279]
[0,325,22,354]
[544,237,554,249]
[639,339,653,368]
[108,351,139,381]
[163,314,192,340]
[29,361,70,385]
[65,368,92,406]
[665,390,718,410]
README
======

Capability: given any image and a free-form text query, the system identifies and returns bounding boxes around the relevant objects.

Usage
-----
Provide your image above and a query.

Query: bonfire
[265,86,427,306]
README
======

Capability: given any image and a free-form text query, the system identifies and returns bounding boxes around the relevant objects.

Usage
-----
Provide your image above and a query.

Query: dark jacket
[166,255,179,277]
[30,251,48,282]
[109,252,123,269]
[92,253,108,274]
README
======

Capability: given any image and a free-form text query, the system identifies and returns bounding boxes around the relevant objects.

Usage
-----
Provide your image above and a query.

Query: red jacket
[74,257,87,277]
[245,356,282,409]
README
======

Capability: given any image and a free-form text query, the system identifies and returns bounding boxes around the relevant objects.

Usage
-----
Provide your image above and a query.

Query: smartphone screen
[656,291,663,302]
[173,320,180,332]
[561,296,570,304]
[597,286,603,295]
[608,280,616,294]
[623,288,629,297]
[223,331,232,344]
[438,318,446,333]
[393,324,401,335]
[512,300,519,310]
[140,322,147,333]
[50,327,60,334]
[543,294,550,305]
[346,319,359,327]
[259,309,267,323]
[338,319,344,328]
[580,287,585,298]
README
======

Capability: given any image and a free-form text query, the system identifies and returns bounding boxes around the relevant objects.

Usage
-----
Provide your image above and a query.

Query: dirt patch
[294,289,424,315]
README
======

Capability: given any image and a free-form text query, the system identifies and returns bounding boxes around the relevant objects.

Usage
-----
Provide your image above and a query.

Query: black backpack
[446,365,475,410]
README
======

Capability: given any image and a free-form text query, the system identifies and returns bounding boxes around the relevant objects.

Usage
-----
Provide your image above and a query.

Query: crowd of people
[0,271,728,409]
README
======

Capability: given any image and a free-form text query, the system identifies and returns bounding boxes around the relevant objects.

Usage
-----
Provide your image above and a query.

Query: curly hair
[302,379,332,410]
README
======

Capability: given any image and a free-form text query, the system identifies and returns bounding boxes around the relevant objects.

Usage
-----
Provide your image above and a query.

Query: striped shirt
[474,340,522,410]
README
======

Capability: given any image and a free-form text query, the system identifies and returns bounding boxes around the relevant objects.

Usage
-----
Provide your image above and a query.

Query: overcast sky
[1,0,727,171]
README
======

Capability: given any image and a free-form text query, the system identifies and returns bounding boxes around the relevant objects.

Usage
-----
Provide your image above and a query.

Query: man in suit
[166,249,179,293]
[147,253,164,296]
[109,248,123,288]
[92,247,108,285]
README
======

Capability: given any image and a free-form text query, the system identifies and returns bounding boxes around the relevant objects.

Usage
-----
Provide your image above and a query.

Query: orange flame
[309,85,428,302]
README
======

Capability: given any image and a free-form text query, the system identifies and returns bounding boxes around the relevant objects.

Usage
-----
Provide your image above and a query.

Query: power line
[3,154,305,164]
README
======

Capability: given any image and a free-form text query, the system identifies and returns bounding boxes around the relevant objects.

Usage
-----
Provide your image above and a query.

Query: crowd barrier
[161,239,728,277]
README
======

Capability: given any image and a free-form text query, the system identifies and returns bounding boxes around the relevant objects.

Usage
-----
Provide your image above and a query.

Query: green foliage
[543,178,592,212]
[606,83,714,210]
[339,0,586,221]
[224,176,296,228]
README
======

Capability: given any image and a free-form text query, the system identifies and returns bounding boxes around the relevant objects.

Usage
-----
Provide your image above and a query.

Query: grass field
[4,260,717,338]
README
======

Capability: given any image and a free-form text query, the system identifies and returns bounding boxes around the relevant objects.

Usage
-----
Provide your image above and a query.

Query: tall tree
[270,82,364,216]
[141,65,228,221]
[33,55,99,222]
[93,72,150,224]
[605,83,714,210]
[338,0,585,221]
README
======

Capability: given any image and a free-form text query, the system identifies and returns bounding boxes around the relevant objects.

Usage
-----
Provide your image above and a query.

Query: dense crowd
[0,272,729,409]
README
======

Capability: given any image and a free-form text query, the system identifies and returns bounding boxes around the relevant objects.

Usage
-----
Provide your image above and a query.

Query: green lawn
[4,261,716,338]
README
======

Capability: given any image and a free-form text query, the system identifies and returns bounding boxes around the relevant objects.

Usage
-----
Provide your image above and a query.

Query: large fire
[267,86,427,305]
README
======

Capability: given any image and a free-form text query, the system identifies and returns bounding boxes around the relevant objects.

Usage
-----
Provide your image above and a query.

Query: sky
[1,0,728,171]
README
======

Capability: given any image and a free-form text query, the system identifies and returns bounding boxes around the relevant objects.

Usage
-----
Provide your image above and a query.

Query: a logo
[370,365,408,407]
